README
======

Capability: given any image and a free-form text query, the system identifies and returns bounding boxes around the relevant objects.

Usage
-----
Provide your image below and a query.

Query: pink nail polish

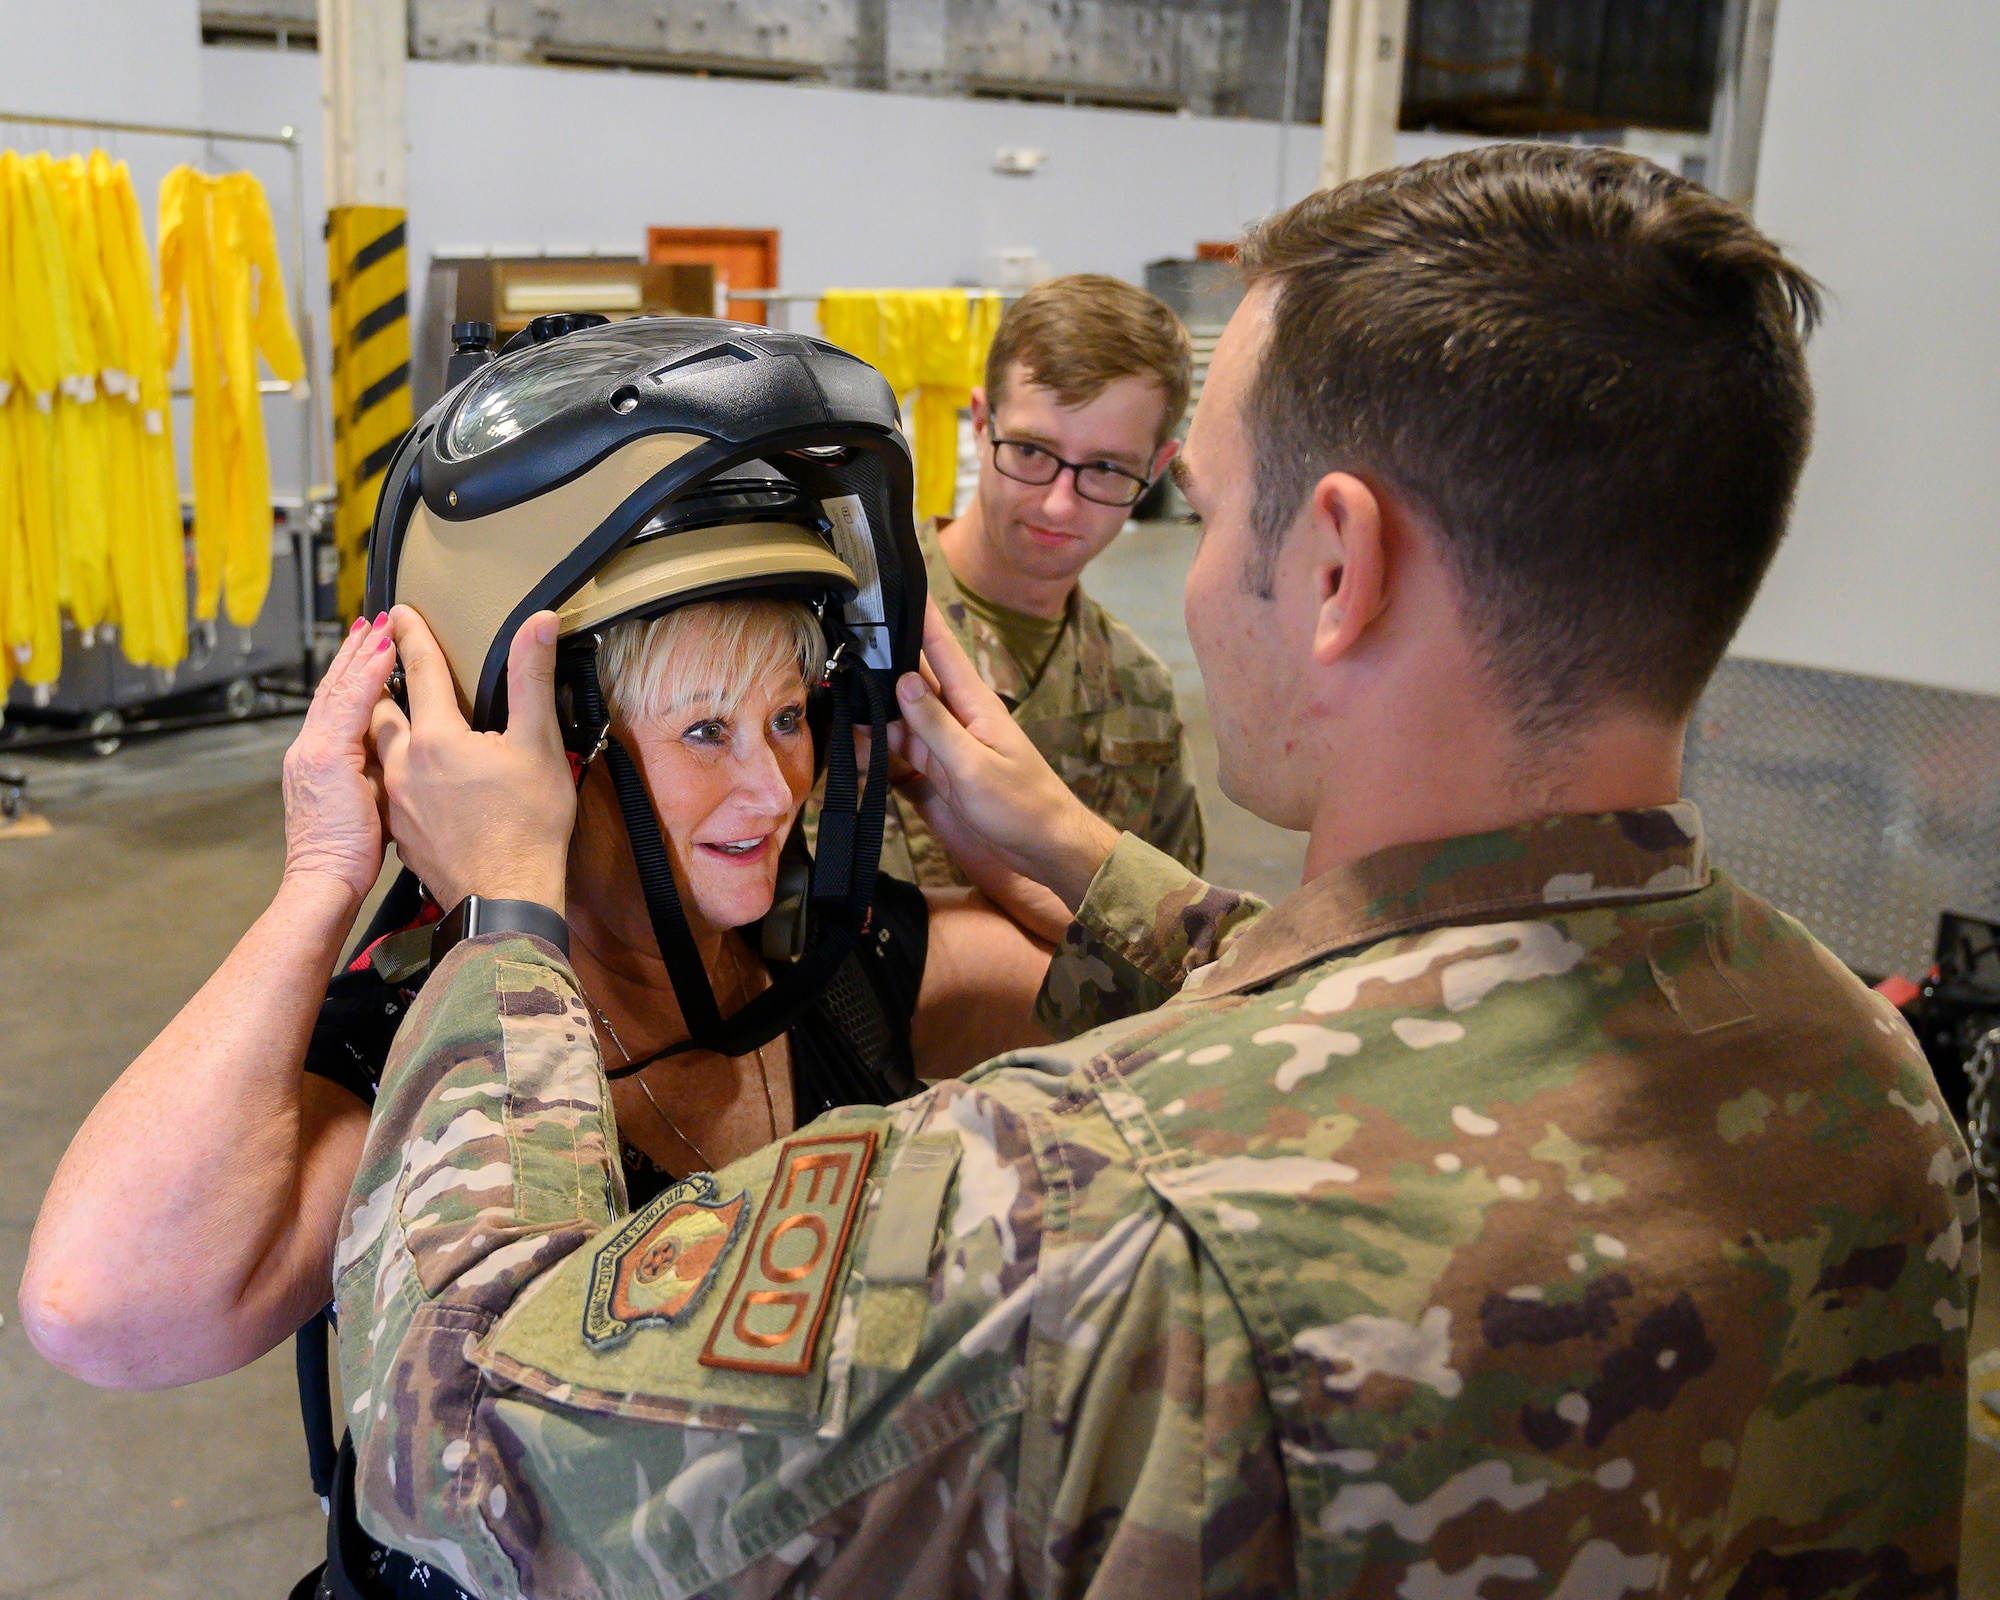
[376,637,393,653]
[350,617,366,634]
[374,611,389,627]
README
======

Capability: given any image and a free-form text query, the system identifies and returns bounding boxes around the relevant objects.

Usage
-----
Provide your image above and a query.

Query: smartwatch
[430,895,571,970]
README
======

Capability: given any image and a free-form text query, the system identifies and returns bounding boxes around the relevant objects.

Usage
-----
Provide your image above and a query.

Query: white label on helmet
[822,494,894,671]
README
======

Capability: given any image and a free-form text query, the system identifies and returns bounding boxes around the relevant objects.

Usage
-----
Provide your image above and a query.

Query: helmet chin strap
[570,641,889,1068]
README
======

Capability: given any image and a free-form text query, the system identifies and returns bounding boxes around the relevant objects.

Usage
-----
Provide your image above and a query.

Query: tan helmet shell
[367,316,920,731]
[390,434,856,714]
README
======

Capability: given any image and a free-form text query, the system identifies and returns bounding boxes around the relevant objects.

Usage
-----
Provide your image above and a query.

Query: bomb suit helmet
[363,313,923,1060]
[366,313,921,721]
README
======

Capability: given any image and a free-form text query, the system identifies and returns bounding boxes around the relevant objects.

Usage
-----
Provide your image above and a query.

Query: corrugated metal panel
[205,0,1723,130]
[1684,658,2000,980]
[395,0,1295,115]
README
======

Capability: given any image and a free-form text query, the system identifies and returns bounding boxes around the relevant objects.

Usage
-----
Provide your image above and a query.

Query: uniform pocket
[1096,705,1182,768]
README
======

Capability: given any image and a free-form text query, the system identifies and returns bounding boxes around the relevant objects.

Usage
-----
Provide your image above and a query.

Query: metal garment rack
[0,109,327,754]
[0,108,325,491]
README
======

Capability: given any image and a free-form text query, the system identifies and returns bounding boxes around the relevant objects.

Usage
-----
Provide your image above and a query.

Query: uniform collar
[916,516,954,600]
[1182,803,1710,1000]
[918,516,1091,710]
[918,515,1086,616]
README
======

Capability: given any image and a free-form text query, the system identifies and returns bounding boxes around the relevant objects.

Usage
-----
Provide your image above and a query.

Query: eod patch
[583,1172,748,1350]
[701,1129,879,1375]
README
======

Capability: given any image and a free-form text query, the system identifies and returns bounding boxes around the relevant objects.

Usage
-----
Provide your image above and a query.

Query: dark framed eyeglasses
[989,436,1153,508]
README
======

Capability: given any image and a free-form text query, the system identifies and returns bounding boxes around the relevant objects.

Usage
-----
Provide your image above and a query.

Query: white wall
[4,8,1481,501]
[195,45,1481,496]
[0,0,201,125]
[20,7,1993,697]
[200,47,1317,496]
[1732,1,2000,697]
[199,46,1368,302]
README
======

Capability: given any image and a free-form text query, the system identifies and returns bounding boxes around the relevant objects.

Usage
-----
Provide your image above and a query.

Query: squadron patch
[582,1172,748,1350]
[701,1129,879,1375]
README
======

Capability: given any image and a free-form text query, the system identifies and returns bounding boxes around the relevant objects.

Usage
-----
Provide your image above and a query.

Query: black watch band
[430,895,571,970]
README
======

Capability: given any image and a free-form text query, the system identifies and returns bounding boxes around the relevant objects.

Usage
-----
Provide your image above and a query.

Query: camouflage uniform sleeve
[1142,730,1207,876]
[1019,1189,1294,1597]
[336,930,1067,1599]
[1033,832,1269,1039]
[333,932,622,1594]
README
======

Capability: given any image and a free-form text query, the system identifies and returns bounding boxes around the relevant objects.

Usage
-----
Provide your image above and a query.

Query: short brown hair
[1239,144,1823,733]
[985,273,1192,445]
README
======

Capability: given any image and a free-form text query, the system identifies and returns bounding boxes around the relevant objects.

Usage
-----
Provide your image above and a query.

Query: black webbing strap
[583,657,732,1043]
[807,654,889,919]
[295,1306,339,1505]
[572,645,891,1066]
[811,667,861,903]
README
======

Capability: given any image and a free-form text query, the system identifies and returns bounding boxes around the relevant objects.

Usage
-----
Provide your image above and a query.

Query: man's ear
[969,387,989,442]
[1308,472,1387,668]
[1150,437,1180,480]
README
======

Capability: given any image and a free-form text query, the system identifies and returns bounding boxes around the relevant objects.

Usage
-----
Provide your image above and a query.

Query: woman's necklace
[723,937,783,1144]
[593,1002,715,1172]
[589,935,780,1174]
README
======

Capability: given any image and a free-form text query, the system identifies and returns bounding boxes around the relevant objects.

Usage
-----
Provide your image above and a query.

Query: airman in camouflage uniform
[875,519,1204,885]
[852,272,1204,885]
[335,145,1976,1597]
[335,803,1976,1598]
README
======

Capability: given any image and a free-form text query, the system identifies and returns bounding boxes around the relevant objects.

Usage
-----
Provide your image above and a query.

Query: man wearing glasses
[887,272,1206,884]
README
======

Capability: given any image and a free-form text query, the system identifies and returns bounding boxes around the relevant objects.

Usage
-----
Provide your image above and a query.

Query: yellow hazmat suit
[818,289,1002,520]
[0,151,14,698]
[2,151,65,688]
[43,153,118,637]
[92,152,185,670]
[159,166,303,629]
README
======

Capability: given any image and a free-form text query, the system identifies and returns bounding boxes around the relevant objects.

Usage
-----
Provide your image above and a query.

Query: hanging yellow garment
[116,164,188,671]
[43,153,119,637]
[819,289,1002,520]
[160,166,304,630]
[0,153,14,700]
[2,151,65,687]
[16,155,91,630]
[91,152,185,670]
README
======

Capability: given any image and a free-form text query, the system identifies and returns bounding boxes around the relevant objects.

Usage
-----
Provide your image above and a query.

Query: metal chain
[588,938,782,1175]
[592,1000,717,1173]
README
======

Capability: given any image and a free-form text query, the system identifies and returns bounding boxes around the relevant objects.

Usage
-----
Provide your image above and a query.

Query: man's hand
[370,606,576,915]
[891,600,1119,912]
[281,612,397,906]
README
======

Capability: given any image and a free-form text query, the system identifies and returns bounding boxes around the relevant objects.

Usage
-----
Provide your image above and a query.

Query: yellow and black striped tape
[327,204,412,620]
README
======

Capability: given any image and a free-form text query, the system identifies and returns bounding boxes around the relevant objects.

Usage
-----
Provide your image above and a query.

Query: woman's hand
[891,600,1119,913]
[370,606,576,914]
[281,612,397,905]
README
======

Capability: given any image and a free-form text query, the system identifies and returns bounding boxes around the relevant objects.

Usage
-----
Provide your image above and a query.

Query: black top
[305,873,929,1209]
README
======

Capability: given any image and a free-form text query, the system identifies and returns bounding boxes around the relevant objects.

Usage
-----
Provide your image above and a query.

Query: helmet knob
[515,311,612,350]
[524,310,600,342]
[445,321,498,391]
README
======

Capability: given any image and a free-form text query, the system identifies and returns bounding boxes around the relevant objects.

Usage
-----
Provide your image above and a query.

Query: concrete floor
[1,728,342,1598]
[1,522,1994,1595]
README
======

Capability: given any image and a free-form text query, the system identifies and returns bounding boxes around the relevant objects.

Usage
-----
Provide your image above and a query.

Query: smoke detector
[993,147,1047,176]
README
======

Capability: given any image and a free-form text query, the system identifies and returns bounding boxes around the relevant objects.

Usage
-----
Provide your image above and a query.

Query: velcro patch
[701,1129,879,1375]
[583,1172,748,1350]
[863,1133,960,1283]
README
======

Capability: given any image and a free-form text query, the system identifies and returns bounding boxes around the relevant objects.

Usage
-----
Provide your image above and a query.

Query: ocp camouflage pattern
[874,519,1205,886]
[337,803,1976,1597]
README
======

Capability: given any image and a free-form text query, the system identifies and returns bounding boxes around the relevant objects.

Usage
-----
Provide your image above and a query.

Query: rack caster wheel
[87,709,123,757]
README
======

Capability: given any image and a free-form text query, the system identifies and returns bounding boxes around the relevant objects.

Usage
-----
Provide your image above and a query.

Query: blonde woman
[24,600,1059,1390]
